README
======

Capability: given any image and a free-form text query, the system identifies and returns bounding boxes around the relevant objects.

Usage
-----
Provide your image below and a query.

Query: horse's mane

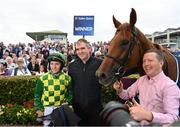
[136,28,170,53]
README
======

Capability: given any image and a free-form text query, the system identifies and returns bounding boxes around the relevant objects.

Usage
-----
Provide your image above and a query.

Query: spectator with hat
[0,60,12,76]
[5,56,16,70]
[11,57,31,76]
[95,50,103,59]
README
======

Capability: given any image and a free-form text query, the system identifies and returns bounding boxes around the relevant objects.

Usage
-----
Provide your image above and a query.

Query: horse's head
[96,8,143,86]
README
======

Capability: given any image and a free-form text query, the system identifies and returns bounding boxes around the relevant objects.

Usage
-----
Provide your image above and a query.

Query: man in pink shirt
[113,49,180,125]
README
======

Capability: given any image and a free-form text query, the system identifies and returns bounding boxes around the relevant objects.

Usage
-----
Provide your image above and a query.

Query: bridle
[105,27,138,79]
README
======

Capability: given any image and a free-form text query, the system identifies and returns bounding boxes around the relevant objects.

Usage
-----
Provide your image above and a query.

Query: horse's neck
[137,30,155,53]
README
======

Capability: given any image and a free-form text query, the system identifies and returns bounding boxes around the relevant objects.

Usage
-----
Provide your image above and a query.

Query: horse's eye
[115,29,120,34]
[121,40,129,46]
[120,40,129,49]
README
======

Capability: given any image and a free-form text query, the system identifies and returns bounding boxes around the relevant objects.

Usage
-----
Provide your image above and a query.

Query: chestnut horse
[96,8,178,86]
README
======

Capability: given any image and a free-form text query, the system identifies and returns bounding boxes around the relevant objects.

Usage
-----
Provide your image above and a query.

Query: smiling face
[75,40,91,63]
[143,52,164,78]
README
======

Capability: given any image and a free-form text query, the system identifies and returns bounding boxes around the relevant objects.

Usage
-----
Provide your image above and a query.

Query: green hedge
[0,76,118,105]
[0,105,37,125]
[0,76,118,125]
[0,76,38,105]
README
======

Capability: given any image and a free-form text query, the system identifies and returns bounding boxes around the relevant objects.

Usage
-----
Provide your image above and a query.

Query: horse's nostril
[99,73,106,80]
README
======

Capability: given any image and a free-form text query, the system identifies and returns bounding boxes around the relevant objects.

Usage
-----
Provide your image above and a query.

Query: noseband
[106,28,138,79]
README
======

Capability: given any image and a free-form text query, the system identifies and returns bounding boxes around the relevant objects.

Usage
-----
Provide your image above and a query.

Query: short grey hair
[75,38,91,48]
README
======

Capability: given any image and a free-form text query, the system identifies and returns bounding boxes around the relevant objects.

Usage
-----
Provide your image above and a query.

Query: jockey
[34,52,72,126]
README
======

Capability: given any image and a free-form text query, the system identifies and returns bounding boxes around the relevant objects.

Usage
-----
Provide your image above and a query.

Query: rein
[105,28,138,79]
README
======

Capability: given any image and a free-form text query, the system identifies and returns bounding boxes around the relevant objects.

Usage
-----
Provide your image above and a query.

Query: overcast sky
[0,0,180,45]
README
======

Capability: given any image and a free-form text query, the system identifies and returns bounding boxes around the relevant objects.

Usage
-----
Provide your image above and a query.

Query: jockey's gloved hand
[36,110,44,117]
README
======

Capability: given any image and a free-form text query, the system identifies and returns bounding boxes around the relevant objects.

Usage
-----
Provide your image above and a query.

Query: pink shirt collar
[146,71,165,82]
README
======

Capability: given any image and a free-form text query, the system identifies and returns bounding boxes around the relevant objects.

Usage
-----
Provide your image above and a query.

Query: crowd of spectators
[0,40,109,76]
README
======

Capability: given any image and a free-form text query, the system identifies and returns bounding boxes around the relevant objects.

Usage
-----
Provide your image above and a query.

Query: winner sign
[73,16,94,36]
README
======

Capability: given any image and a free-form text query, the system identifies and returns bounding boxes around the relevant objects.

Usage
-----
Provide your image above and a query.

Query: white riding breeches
[43,106,58,127]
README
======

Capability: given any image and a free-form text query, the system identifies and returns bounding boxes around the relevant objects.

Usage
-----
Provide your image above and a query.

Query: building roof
[26,30,67,41]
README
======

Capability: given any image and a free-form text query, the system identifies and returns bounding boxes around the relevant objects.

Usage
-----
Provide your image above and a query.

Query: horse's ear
[129,8,137,28]
[113,15,121,28]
